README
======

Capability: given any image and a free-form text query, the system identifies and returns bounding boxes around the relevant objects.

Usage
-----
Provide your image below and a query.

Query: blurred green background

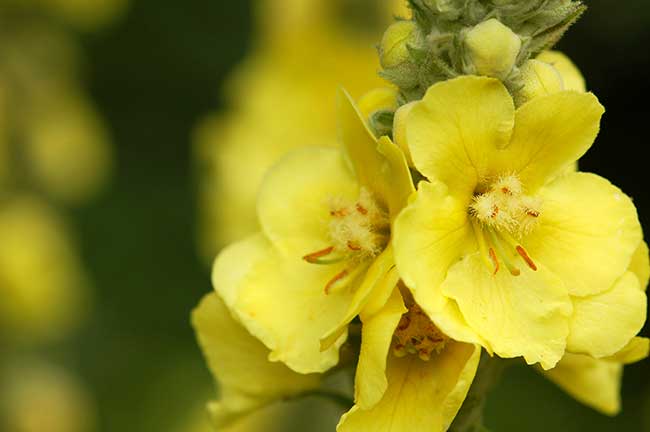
[31,0,650,431]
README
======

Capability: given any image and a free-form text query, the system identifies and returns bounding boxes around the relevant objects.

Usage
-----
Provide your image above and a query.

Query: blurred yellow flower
[0,22,113,204]
[0,197,89,343]
[393,76,647,370]
[2,0,128,30]
[195,0,409,260]
[0,360,96,432]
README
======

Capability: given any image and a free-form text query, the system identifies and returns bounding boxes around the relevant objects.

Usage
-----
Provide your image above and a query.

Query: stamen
[329,208,348,217]
[516,246,538,271]
[324,269,349,294]
[303,246,345,265]
[488,248,500,275]
[303,246,334,263]
[347,241,362,251]
[393,344,407,358]
[487,229,521,276]
[355,203,368,215]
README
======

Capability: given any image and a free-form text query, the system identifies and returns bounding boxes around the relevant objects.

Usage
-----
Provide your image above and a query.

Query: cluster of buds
[379,0,585,104]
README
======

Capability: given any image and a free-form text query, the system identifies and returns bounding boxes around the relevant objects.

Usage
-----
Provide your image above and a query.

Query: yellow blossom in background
[1,0,128,30]
[393,76,647,370]
[0,22,112,204]
[195,0,410,260]
[23,91,112,204]
[0,197,89,343]
[0,361,97,432]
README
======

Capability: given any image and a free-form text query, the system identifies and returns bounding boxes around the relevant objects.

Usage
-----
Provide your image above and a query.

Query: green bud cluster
[379,0,585,104]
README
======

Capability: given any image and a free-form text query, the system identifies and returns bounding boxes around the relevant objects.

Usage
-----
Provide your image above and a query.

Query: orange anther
[516,246,538,271]
[489,247,500,275]
[356,203,368,215]
[491,206,499,218]
[330,208,348,217]
[324,269,349,294]
[347,241,362,251]
[526,209,539,218]
[303,246,334,263]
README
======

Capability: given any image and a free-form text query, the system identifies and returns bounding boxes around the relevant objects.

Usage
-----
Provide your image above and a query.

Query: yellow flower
[393,75,647,370]
[209,90,413,373]
[543,241,649,415]
[195,0,407,259]
[0,197,88,343]
[544,337,649,416]
[338,287,481,432]
[191,293,320,428]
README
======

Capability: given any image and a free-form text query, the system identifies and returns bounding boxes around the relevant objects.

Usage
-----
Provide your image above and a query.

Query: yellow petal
[501,92,604,192]
[376,136,415,217]
[257,146,358,255]
[213,234,353,373]
[604,337,649,364]
[441,253,572,370]
[338,90,413,218]
[393,181,475,314]
[537,51,586,92]
[354,289,406,409]
[629,241,650,290]
[543,353,622,416]
[392,101,416,166]
[567,272,647,359]
[525,172,643,297]
[191,293,320,427]
[338,342,480,432]
[407,76,514,199]
[320,247,396,351]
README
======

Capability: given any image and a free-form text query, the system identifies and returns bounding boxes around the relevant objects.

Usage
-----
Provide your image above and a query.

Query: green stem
[449,353,512,432]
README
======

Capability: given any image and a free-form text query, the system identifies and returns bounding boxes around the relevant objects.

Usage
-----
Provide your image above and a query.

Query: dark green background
[59,0,650,430]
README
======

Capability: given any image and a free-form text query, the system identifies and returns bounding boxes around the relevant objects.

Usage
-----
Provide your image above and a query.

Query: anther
[324,269,349,294]
[347,241,362,251]
[303,246,334,263]
[393,344,407,358]
[488,247,500,275]
[516,246,538,271]
[418,350,431,362]
[355,203,368,215]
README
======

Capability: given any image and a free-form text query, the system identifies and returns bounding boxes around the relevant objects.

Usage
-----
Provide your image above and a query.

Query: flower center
[469,174,541,276]
[392,289,448,361]
[303,187,390,294]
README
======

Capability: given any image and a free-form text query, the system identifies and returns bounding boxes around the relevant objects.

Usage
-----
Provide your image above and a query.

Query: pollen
[392,290,448,361]
[470,174,542,238]
[470,174,541,277]
[327,187,389,260]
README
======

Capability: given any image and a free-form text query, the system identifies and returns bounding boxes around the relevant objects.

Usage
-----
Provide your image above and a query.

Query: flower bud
[464,18,521,79]
[380,21,418,69]
[515,59,564,105]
